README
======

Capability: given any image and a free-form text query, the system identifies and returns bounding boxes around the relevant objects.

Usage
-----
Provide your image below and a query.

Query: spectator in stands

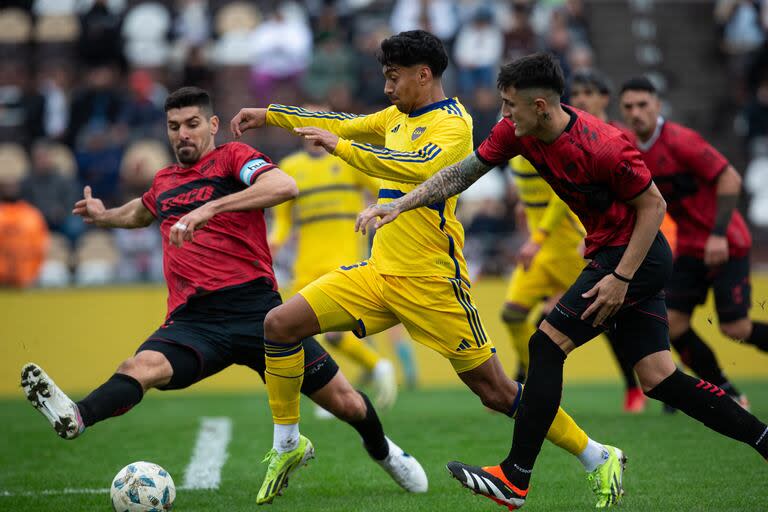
[121,70,166,141]
[454,5,504,95]
[181,45,213,92]
[743,71,768,155]
[77,0,125,70]
[503,0,541,62]
[37,61,71,142]
[20,139,83,241]
[390,0,459,43]
[560,0,590,46]
[302,32,358,103]
[0,62,45,147]
[66,64,125,148]
[353,25,391,110]
[0,168,49,288]
[715,0,766,103]
[247,4,313,105]
[172,0,210,48]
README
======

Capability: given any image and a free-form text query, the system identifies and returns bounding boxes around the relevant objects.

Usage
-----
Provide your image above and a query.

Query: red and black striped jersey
[142,142,278,317]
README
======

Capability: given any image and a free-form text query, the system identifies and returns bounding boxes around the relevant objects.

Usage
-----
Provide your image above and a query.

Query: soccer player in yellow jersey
[269,126,398,410]
[503,155,586,382]
[231,31,624,506]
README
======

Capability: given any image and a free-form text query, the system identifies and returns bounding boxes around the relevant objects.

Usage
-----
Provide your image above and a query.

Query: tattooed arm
[355,152,492,234]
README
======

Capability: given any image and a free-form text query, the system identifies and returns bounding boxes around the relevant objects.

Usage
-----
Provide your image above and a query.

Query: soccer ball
[110,461,176,511]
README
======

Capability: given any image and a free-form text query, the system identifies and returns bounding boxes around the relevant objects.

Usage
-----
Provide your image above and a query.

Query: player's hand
[704,234,729,266]
[581,273,629,327]
[230,108,267,139]
[72,186,105,225]
[170,204,215,248]
[293,127,339,154]
[356,202,402,235]
[516,239,541,271]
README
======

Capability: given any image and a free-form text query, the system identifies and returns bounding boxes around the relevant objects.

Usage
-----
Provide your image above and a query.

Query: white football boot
[375,437,428,493]
[21,363,84,439]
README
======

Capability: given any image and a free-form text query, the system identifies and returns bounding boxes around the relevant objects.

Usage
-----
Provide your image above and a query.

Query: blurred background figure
[0,144,49,288]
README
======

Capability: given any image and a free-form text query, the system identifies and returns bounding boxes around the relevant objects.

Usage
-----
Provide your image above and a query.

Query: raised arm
[73,186,154,229]
[355,152,492,233]
[170,169,298,247]
[231,105,387,145]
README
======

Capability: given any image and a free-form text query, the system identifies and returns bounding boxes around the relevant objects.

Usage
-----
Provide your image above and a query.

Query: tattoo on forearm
[712,193,738,236]
[396,153,491,213]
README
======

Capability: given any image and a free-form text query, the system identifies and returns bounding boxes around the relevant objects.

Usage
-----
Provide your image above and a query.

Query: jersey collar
[636,116,665,152]
[408,97,455,118]
[561,105,578,132]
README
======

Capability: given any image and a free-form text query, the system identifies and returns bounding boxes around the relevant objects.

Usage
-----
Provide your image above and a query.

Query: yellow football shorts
[505,250,585,310]
[298,260,495,373]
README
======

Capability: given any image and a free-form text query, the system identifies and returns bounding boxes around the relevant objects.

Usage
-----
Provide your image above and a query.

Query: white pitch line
[181,416,232,490]
[0,488,108,497]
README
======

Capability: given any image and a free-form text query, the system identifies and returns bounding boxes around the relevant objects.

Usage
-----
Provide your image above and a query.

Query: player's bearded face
[619,90,659,138]
[167,106,219,165]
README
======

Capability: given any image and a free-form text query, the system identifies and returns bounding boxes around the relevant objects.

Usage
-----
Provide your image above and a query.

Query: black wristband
[612,270,632,283]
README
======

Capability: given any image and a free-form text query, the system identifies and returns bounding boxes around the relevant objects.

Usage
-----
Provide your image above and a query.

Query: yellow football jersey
[509,155,585,250]
[270,151,379,286]
[268,99,473,282]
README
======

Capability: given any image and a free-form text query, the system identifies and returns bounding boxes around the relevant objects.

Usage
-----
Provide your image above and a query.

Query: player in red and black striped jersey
[20,87,427,503]
[619,77,764,411]
[358,53,768,509]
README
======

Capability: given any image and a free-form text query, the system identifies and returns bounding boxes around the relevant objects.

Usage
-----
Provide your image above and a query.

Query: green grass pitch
[1,383,766,511]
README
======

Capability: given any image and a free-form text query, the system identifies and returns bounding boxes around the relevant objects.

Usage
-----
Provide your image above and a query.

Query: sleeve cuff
[624,177,653,201]
[141,195,157,218]
[474,149,498,168]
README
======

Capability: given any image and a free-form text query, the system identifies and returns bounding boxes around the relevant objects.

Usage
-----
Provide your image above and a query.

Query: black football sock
[347,392,389,460]
[646,369,768,458]
[605,330,638,390]
[77,373,144,427]
[500,331,566,489]
[744,322,768,352]
[670,328,727,386]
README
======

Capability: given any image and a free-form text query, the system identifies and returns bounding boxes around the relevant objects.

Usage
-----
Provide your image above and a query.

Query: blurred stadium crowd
[0,0,767,288]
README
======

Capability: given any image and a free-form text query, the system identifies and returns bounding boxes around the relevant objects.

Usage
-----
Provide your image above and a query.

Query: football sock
[577,438,609,472]
[605,330,638,390]
[500,330,566,489]
[272,423,299,453]
[347,392,389,460]
[503,318,534,374]
[77,373,144,427]
[327,332,381,372]
[670,328,727,386]
[646,369,768,458]
[264,340,304,426]
[744,321,768,352]
[394,340,418,388]
[546,405,589,458]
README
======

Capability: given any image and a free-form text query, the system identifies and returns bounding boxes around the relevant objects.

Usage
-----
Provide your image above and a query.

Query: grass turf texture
[1,383,766,511]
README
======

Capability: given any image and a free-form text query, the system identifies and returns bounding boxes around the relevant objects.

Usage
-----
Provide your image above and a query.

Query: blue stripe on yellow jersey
[267,98,473,281]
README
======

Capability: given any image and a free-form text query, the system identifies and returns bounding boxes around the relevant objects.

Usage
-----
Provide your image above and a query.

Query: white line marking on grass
[0,488,108,497]
[181,416,232,490]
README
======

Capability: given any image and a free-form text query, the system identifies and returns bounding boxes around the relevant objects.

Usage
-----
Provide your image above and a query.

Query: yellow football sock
[545,406,589,456]
[327,332,381,372]
[264,341,304,425]
[504,319,535,371]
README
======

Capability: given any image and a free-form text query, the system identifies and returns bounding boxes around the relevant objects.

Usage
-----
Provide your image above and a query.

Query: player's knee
[324,332,342,346]
[667,311,690,340]
[264,307,302,344]
[501,304,528,325]
[719,320,751,340]
[323,388,366,422]
[117,351,171,390]
[527,329,567,363]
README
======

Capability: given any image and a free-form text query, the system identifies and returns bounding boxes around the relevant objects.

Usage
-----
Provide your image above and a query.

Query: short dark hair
[571,69,612,96]
[497,53,565,96]
[377,30,448,78]
[164,86,214,116]
[619,76,657,96]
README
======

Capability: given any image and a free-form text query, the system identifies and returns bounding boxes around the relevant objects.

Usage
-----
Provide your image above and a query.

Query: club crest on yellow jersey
[411,126,426,140]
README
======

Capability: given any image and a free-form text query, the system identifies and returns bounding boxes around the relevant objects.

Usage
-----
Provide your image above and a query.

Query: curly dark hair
[164,86,214,116]
[377,30,448,77]
[497,53,565,96]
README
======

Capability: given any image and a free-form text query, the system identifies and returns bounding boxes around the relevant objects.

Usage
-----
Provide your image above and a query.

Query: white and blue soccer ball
[110,461,176,511]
